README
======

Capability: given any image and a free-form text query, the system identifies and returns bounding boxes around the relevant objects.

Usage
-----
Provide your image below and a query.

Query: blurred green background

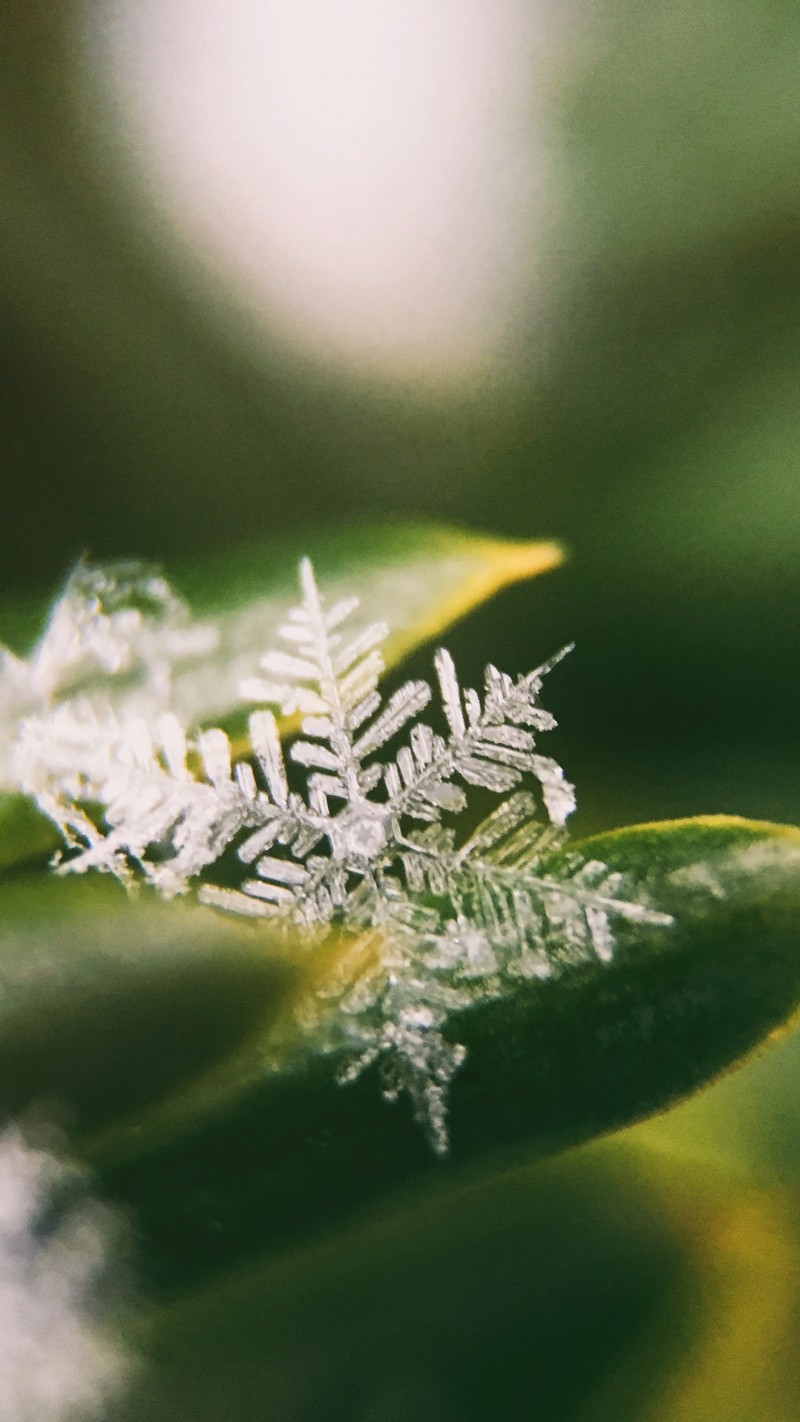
[3,2,800,1417]
[3,0,800,837]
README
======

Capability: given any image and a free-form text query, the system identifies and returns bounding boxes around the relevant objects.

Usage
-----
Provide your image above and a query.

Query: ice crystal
[2,559,216,709]
[7,557,672,1153]
[0,560,216,789]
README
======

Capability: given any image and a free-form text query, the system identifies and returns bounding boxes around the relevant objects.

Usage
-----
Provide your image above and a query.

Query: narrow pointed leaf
[0,525,563,739]
[0,524,564,869]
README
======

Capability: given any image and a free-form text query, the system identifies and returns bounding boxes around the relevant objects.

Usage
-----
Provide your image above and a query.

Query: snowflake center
[325,802,389,864]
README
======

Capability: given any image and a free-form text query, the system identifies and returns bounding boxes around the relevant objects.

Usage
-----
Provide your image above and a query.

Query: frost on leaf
[7,557,672,1153]
[1,560,217,790]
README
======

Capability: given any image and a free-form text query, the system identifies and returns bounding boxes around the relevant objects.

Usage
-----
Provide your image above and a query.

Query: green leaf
[0,873,303,1139]
[119,1138,799,1422]
[2,816,799,1296]
[81,815,800,1292]
[0,524,564,709]
[115,1142,697,1422]
[169,523,564,747]
[0,793,59,871]
[448,814,800,1163]
[0,522,564,868]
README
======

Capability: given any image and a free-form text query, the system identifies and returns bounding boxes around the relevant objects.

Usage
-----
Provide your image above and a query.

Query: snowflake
[7,557,672,1153]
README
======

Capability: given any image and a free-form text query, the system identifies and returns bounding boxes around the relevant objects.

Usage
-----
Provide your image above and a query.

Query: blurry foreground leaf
[118,1139,800,1422]
[0,874,302,1139]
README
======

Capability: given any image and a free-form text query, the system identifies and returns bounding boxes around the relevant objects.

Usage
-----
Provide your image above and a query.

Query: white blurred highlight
[0,1127,132,1422]
[90,0,565,379]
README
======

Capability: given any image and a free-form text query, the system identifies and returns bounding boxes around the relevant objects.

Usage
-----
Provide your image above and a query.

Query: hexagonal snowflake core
[325,802,390,864]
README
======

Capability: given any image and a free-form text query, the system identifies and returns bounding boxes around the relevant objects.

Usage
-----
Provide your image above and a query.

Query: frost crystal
[1,560,217,790]
[6,557,672,1153]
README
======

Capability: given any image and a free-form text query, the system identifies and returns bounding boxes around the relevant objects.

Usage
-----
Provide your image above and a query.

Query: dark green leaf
[78,815,800,1292]
[117,1144,691,1422]
[2,817,798,1296]
[0,874,302,1139]
[0,793,58,871]
[120,1138,797,1422]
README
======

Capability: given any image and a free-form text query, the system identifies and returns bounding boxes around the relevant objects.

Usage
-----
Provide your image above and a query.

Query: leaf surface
[0,793,59,871]
[117,1140,799,1422]
[0,816,795,1292]
[0,874,301,1138]
[173,523,564,724]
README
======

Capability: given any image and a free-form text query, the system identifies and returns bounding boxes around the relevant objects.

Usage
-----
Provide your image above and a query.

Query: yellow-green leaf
[0,522,564,868]
[142,523,564,739]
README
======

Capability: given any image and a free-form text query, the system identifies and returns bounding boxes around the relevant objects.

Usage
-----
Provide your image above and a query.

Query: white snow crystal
[5,556,672,1152]
[0,560,217,790]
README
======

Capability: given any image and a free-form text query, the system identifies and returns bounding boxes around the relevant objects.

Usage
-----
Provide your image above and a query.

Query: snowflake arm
[399,792,671,978]
[14,705,277,893]
[381,645,577,830]
[241,558,431,812]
